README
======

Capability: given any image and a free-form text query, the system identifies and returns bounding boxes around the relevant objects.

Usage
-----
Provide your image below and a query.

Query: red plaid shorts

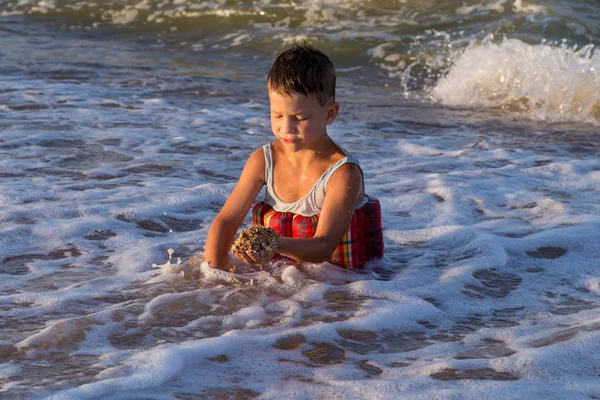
[252,195,384,269]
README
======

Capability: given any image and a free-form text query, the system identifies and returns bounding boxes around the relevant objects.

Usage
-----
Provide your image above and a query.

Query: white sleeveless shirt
[262,143,367,217]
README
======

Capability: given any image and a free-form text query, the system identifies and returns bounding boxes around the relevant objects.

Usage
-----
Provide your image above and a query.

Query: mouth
[281,138,298,144]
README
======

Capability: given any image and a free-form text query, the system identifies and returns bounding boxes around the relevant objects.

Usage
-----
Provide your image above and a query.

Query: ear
[325,101,340,125]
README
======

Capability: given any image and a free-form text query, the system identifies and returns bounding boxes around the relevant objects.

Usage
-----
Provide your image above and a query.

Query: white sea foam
[4,111,593,399]
[432,38,600,124]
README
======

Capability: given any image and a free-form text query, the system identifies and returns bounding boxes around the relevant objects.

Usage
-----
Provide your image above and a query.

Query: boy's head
[267,42,336,107]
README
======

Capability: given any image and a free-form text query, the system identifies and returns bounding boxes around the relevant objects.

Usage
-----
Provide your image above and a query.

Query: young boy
[203,43,383,270]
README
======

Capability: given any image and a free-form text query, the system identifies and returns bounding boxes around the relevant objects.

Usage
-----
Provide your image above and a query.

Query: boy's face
[268,90,339,152]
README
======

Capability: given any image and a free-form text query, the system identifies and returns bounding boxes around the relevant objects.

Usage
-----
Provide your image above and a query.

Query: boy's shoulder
[239,146,266,183]
[247,146,266,163]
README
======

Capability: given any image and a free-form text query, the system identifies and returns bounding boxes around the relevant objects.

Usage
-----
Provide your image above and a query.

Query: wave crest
[432,38,600,125]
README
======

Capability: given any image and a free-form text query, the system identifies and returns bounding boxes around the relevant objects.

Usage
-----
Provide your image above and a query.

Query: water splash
[152,248,183,274]
[431,38,600,124]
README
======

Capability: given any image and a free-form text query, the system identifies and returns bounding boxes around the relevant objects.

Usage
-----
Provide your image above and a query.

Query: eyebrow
[270,109,309,116]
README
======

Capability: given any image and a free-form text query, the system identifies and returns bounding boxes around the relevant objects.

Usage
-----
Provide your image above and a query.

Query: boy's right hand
[232,226,280,266]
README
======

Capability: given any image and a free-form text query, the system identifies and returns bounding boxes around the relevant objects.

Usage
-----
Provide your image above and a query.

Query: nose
[281,117,297,135]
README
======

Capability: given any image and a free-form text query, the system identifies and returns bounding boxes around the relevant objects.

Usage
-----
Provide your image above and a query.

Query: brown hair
[267,42,336,106]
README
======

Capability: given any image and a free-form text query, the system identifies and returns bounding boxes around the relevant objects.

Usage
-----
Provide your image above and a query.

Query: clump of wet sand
[232,225,279,257]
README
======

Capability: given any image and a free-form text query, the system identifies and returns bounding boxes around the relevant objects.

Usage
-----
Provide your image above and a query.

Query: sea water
[0,0,599,399]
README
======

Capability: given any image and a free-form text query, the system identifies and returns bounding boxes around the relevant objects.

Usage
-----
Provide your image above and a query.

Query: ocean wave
[2,0,594,43]
[431,38,600,125]
[3,0,599,126]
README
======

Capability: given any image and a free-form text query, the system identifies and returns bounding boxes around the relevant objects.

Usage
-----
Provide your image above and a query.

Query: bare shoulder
[328,162,362,186]
[325,162,364,206]
[322,162,364,210]
[247,146,266,164]
[240,146,266,185]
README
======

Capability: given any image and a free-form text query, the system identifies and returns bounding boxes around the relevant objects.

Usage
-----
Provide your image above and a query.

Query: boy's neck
[280,134,340,164]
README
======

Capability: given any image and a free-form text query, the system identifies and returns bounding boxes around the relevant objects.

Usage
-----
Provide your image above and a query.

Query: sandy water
[1,0,600,399]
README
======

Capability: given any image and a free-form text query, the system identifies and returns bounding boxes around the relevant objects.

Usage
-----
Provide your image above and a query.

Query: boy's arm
[276,163,363,263]
[203,148,265,269]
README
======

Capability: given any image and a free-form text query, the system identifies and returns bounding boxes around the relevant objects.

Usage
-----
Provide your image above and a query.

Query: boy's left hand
[234,247,275,265]
[232,226,280,266]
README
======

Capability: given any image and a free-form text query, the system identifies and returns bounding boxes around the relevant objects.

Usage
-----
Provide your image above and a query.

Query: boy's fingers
[233,249,251,264]
[233,244,277,266]
[233,247,261,266]
[243,250,257,265]
[250,248,273,264]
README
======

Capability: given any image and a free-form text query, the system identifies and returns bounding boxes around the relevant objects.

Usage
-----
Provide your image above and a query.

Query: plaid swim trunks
[252,195,384,269]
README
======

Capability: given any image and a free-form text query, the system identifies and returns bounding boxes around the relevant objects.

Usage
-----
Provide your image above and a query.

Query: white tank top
[262,143,367,217]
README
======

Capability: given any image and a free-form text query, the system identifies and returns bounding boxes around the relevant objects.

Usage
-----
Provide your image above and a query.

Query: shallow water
[1,0,600,399]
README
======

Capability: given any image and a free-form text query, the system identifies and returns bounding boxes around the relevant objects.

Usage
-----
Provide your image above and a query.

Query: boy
[203,43,383,270]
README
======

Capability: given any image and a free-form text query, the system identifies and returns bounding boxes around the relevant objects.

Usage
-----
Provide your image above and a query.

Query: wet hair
[267,42,336,106]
